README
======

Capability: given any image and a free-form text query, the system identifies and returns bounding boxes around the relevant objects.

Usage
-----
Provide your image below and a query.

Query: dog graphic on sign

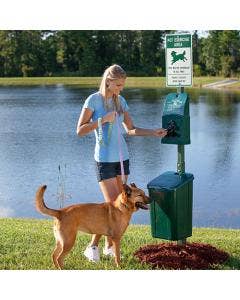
[171,50,187,64]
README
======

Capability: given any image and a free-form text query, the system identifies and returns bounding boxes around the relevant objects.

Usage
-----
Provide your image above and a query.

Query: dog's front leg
[112,237,121,267]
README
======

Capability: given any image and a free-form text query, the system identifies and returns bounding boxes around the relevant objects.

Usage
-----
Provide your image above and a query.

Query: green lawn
[0,76,228,88]
[0,218,239,270]
[0,77,101,87]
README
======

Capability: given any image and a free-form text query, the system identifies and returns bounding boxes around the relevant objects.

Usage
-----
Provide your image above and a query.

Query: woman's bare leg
[116,175,128,192]
[99,177,121,202]
[89,177,120,248]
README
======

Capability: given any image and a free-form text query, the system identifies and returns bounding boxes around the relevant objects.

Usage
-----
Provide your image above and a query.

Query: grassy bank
[0,218,239,270]
[0,76,227,88]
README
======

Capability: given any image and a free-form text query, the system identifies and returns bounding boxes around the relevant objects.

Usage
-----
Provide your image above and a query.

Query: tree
[0,30,47,77]
[219,31,240,76]
[200,30,240,77]
[200,31,222,76]
[0,31,21,76]
[3,30,239,77]
[139,31,165,75]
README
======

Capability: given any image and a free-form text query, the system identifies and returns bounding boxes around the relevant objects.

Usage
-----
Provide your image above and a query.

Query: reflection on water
[0,85,240,228]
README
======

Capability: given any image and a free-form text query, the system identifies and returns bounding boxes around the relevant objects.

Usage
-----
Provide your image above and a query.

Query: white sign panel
[166,34,192,87]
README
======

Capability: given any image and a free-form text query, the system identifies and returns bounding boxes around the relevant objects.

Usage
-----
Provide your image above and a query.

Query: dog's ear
[130,183,137,188]
[122,184,132,198]
[121,184,131,204]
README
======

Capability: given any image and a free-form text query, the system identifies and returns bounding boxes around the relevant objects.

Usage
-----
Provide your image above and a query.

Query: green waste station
[147,91,194,245]
[147,33,194,245]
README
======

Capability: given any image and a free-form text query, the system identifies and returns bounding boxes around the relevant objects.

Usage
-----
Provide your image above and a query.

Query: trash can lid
[147,171,194,191]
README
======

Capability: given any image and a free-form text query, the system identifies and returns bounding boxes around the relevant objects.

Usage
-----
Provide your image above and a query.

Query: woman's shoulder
[86,91,101,100]
[85,91,102,103]
[83,91,102,111]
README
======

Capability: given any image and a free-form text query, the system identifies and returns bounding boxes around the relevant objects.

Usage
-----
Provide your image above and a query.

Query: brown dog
[35,183,150,269]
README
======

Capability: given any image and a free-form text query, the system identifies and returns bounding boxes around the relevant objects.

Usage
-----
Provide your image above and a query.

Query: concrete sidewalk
[203,79,239,88]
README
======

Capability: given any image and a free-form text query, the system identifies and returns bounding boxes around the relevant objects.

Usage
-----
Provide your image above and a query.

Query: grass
[0,218,240,270]
[0,76,231,88]
[0,77,101,87]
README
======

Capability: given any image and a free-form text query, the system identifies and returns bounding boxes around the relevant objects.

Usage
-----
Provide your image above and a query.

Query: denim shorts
[95,160,130,182]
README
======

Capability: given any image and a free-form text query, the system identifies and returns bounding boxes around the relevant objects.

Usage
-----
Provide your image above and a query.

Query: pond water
[0,85,240,228]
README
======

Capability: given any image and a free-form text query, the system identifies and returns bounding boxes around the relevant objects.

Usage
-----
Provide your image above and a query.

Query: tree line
[0,30,239,77]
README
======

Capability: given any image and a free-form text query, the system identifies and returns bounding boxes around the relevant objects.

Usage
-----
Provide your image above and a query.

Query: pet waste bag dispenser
[161,92,190,145]
[147,92,194,243]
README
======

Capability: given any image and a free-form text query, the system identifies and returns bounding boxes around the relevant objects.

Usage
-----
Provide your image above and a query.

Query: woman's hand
[152,128,168,137]
[102,112,116,124]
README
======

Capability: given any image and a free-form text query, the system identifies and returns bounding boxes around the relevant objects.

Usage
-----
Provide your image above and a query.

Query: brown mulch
[134,242,229,270]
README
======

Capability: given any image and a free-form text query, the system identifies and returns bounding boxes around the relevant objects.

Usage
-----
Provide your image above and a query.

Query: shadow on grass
[222,256,240,270]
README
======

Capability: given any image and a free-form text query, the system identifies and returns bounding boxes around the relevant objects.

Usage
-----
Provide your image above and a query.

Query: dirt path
[203,79,239,88]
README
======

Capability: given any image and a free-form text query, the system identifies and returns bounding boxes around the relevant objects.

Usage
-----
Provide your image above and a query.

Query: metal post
[177,85,187,246]
[177,238,187,246]
[177,85,184,94]
[177,144,185,176]
[177,85,185,177]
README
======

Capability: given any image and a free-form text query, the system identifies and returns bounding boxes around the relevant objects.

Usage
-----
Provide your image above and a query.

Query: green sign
[166,34,192,87]
[166,34,191,48]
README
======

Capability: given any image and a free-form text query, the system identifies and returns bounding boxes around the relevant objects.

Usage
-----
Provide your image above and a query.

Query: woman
[77,64,167,262]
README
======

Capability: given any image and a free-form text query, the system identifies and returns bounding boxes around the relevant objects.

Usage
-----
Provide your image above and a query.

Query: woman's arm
[76,108,97,136]
[122,111,167,137]
[76,109,116,136]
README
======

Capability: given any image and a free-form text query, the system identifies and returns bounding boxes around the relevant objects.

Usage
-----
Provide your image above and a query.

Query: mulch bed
[134,242,229,270]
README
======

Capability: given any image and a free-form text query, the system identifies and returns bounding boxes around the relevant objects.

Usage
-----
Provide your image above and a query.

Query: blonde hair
[99,64,127,114]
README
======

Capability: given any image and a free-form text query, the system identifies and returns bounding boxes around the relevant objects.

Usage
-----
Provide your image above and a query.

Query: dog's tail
[35,185,61,219]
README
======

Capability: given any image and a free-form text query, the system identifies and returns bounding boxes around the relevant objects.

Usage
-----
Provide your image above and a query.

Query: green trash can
[147,171,194,241]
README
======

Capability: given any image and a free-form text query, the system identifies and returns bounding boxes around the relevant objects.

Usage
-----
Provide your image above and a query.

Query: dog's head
[121,183,150,212]
[171,51,177,58]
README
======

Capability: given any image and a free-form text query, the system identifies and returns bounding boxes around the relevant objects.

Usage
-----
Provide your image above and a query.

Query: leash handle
[98,117,113,146]
[115,112,126,184]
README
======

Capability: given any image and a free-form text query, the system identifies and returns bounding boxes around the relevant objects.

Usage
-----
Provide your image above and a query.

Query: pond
[0,85,240,228]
